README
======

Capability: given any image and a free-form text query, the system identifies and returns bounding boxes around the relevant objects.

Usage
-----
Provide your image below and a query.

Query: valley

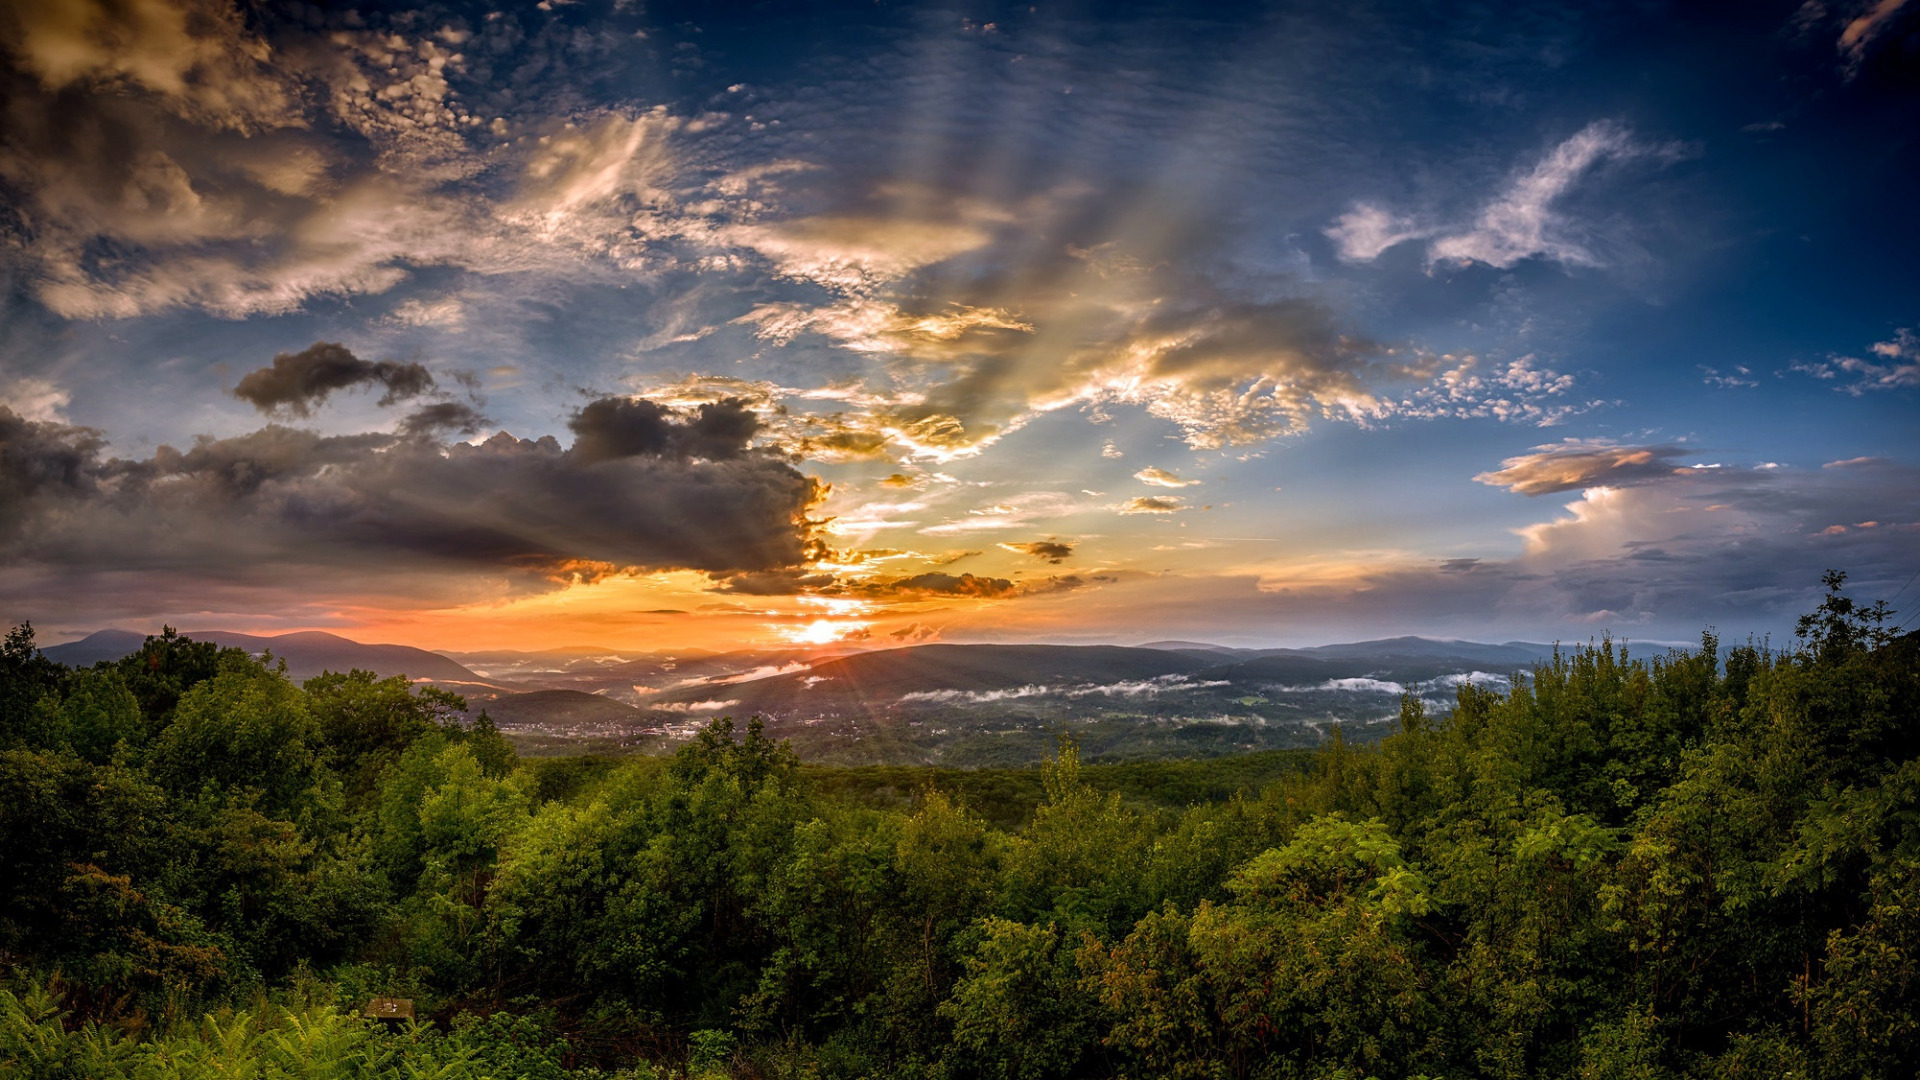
[46,628,1555,764]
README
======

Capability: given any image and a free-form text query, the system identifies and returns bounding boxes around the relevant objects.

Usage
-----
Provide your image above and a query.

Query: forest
[1,572,1917,1079]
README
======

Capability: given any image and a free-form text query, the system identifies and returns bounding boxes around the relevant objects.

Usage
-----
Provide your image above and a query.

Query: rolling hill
[477,689,647,729]
[43,628,503,688]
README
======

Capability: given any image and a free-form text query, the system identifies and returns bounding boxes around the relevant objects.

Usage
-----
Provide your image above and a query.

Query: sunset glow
[0,0,1915,653]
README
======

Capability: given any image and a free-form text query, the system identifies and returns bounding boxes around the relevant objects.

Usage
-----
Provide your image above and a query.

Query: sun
[780,618,870,645]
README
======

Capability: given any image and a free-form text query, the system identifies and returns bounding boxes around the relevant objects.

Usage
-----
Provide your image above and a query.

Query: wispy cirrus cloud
[1429,121,1653,269]
[920,491,1089,535]
[1324,204,1435,263]
[1328,121,1676,271]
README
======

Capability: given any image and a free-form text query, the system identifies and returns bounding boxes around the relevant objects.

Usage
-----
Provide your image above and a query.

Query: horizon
[2,0,1917,653]
[37,622,1726,660]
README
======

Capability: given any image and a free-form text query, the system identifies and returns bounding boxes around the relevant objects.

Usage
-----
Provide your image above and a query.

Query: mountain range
[40,628,1561,765]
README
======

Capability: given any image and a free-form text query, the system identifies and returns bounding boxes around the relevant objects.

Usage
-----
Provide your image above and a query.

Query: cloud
[0,407,107,508]
[706,568,838,595]
[1793,330,1920,394]
[386,297,468,330]
[1428,121,1653,269]
[1001,540,1075,563]
[1474,439,1690,496]
[397,402,490,438]
[0,397,826,617]
[1433,672,1513,689]
[899,673,1228,705]
[1072,298,1393,448]
[4,0,298,132]
[1837,0,1917,75]
[940,452,1915,646]
[1325,204,1434,262]
[1497,459,1920,620]
[920,491,1086,535]
[0,377,70,423]
[651,700,740,714]
[569,397,761,463]
[231,342,435,417]
[1134,466,1202,488]
[732,213,996,292]
[1118,495,1186,514]
[1394,355,1593,427]
[1273,677,1407,694]
[1018,574,1105,596]
[0,1,710,322]
[855,572,1021,599]
[716,183,1429,459]
[1701,365,1759,389]
[1331,121,1670,272]
[507,112,678,236]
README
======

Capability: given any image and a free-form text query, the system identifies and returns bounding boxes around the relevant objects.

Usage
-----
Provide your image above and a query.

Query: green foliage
[1797,569,1897,661]
[30,667,143,762]
[0,624,61,745]
[0,981,582,1080]
[689,1028,737,1074]
[0,573,1916,1078]
[149,654,329,821]
[109,626,226,726]
[942,916,1104,1080]
[305,669,469,803]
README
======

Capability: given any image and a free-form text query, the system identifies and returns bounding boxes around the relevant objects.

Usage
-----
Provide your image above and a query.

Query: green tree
[941,916,1106,1080]
[0,623,62,749]
[148,653,330,823]
[304,669,467,803]
[33,667,144,763]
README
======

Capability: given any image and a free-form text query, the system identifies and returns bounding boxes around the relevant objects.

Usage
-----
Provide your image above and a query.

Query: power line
[1887,566,1920,606]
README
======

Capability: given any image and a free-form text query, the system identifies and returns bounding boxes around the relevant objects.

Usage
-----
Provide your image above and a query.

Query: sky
[0,0,1916,653]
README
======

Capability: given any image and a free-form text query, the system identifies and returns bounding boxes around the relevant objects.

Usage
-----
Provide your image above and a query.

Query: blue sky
[0,0,1915,650]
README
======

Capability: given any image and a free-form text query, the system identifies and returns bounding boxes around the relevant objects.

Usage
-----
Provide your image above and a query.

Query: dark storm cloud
[397,401,490,437]
[232,342,436,417]
[0,407,105,506]
[569,397,761,463]
[0,398,825,609]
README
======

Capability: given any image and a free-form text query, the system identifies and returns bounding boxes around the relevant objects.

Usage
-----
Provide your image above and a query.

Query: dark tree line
[1,573,1917,1079]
